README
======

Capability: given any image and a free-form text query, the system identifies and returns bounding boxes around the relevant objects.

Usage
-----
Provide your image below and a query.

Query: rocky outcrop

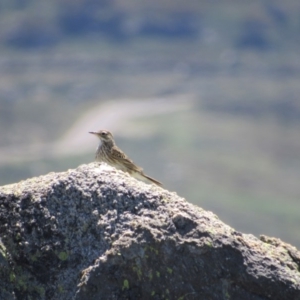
[0,163,299,300]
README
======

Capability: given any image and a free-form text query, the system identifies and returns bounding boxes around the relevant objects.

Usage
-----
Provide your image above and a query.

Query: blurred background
[1,0,300,247]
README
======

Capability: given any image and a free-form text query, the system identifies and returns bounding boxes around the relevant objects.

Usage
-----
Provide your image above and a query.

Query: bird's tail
[142,173,162,187]
[133,172,162,186]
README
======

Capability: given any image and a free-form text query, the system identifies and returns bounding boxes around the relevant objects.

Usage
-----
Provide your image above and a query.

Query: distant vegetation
[1,0,298,50]
[1,0,300,248]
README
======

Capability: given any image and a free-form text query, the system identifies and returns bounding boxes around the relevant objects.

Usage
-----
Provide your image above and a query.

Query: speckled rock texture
[0,163,300,300]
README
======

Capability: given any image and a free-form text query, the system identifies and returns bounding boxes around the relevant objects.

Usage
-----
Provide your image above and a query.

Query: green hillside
[0,0,300,248]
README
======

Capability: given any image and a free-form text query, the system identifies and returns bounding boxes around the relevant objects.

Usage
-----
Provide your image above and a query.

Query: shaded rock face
[0,163,300,300]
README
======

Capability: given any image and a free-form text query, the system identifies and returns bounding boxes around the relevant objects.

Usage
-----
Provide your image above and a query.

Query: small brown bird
[89,130,162,186]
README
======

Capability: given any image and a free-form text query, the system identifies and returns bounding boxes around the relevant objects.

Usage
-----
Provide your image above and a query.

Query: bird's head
[89,130,114,142]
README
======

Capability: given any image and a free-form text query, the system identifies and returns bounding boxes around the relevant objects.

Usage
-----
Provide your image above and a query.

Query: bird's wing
[111,146,143,173]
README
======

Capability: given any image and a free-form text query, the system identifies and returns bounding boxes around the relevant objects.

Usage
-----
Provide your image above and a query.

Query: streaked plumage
[89,130,162,186]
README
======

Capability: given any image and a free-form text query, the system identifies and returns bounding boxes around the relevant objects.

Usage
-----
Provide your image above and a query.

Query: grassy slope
[2,99,300,247]
[0,1,300,247]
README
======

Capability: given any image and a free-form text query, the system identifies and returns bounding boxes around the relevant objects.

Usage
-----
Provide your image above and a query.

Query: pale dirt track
[0,96,194,166]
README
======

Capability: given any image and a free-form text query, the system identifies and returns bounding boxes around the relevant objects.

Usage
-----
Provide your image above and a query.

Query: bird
[89,130,162,186]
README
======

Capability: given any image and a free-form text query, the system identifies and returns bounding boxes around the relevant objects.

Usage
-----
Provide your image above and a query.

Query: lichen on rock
[0,162,299,300]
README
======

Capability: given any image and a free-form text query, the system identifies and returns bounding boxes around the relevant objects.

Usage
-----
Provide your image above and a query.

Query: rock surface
[0,163,300,300]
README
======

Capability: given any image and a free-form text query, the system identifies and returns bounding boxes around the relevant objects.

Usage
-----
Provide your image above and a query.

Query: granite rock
[0,163,299,300]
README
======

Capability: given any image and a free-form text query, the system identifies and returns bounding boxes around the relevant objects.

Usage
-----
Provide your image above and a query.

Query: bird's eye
[101,132,107,136]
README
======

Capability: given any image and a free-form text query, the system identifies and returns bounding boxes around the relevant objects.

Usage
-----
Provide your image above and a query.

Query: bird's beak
[89,131,97,135]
